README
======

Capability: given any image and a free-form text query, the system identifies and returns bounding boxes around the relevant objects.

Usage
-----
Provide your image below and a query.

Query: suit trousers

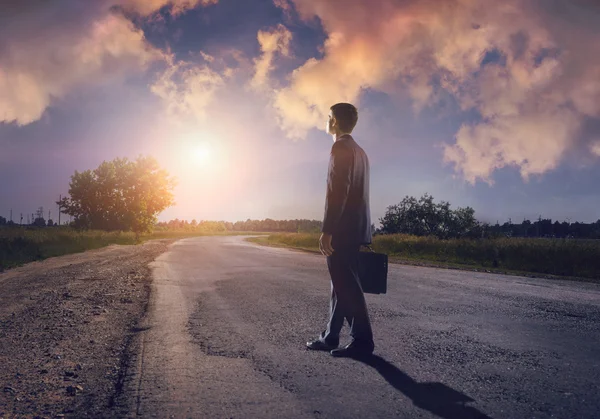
[320,244,374,347]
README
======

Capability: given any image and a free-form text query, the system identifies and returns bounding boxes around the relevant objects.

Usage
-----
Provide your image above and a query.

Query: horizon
[2,0,600,225]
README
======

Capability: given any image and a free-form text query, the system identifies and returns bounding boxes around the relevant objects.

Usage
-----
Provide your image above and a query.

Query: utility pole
[20,213,23,225]
[58,194,61,226]
[9,209,12,223]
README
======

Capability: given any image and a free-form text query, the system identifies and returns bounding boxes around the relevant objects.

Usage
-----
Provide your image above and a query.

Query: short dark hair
[330,103,358,133]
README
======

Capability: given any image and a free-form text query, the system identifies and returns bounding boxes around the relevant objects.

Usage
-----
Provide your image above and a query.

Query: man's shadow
[352,354,493,419]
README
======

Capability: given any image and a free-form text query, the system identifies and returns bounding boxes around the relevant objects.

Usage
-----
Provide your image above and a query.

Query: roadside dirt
[0,240,173,419]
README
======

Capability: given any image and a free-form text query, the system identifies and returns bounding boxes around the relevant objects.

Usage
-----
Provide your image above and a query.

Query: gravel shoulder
[0,239,173,419]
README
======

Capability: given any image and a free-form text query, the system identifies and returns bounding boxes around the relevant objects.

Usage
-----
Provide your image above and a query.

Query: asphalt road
[121,236,600,419]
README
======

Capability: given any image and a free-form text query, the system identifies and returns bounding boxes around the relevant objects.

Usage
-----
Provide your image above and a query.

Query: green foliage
[254,232,600,280]
[0,227,138,270]
[379,193,478,238]
[58,156,176,234]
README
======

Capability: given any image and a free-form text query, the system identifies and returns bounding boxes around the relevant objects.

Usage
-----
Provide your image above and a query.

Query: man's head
[326,103,358,137]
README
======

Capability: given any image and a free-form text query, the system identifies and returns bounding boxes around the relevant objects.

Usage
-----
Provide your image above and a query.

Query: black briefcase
[357,246,388,294]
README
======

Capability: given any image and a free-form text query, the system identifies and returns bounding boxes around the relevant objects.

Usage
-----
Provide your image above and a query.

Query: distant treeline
[0,206,58,228]
[479,218,600,239]
[155,218,323,233]
[378,194,600,240]
[4,192,599,240]
[381,211,600,239]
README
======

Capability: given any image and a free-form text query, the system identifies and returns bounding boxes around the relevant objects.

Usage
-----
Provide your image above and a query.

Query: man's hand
[319,233,334,257]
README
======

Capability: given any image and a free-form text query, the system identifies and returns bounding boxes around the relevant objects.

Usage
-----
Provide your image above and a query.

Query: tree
[379,193,479,239]
[379,196,420,235]
[57,156,176,235]
[449,206,478,238]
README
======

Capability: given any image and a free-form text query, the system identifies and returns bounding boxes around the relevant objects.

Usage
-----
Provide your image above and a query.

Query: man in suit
[306,102,375,358]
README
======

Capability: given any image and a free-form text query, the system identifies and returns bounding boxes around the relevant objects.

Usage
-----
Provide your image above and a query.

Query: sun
[190,142,213,165]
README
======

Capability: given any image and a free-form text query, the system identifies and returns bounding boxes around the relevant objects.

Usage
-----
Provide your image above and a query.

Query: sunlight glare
[191,142,213,165]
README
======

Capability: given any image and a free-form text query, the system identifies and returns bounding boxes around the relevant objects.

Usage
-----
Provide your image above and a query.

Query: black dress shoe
[306,339,338,351]
[330,341,374,358]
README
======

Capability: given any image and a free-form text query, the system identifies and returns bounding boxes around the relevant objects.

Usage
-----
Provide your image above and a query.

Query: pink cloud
[0,12,161,125]
[445,109,581,184]
[0,0,220,126]
[150,53,231,124]
[272,0,294,21]
[591,141,600,157]
[271,0,600,182]
[117,0,218,16]
[250,24,293,91]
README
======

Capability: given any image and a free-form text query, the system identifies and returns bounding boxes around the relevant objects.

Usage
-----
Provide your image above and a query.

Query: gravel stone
[0,239,172,418]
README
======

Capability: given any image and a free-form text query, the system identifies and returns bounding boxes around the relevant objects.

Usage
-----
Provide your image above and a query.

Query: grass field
[5,228,599,281]
[0,227,268,271]
[247,233,600,282]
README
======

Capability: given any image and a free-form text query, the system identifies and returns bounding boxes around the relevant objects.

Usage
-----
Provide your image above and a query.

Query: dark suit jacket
[322,134,372,247]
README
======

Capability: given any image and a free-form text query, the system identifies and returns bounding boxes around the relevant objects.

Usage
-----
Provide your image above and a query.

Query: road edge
[245,237,598,285]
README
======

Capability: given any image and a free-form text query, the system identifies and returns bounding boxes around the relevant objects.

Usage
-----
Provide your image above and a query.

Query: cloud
[444,108,581,183]
[150,53,230,124]
[117,0,218,16]
[272,0,600,182]
[273,0,292,12]
[591,141,600,157]
[0,11,161,125]
[0,0,220,126]
[272,0,294,21]
[250,24,293,91]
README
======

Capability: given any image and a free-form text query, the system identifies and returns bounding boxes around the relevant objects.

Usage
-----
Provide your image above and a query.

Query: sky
[1,0,600,226]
